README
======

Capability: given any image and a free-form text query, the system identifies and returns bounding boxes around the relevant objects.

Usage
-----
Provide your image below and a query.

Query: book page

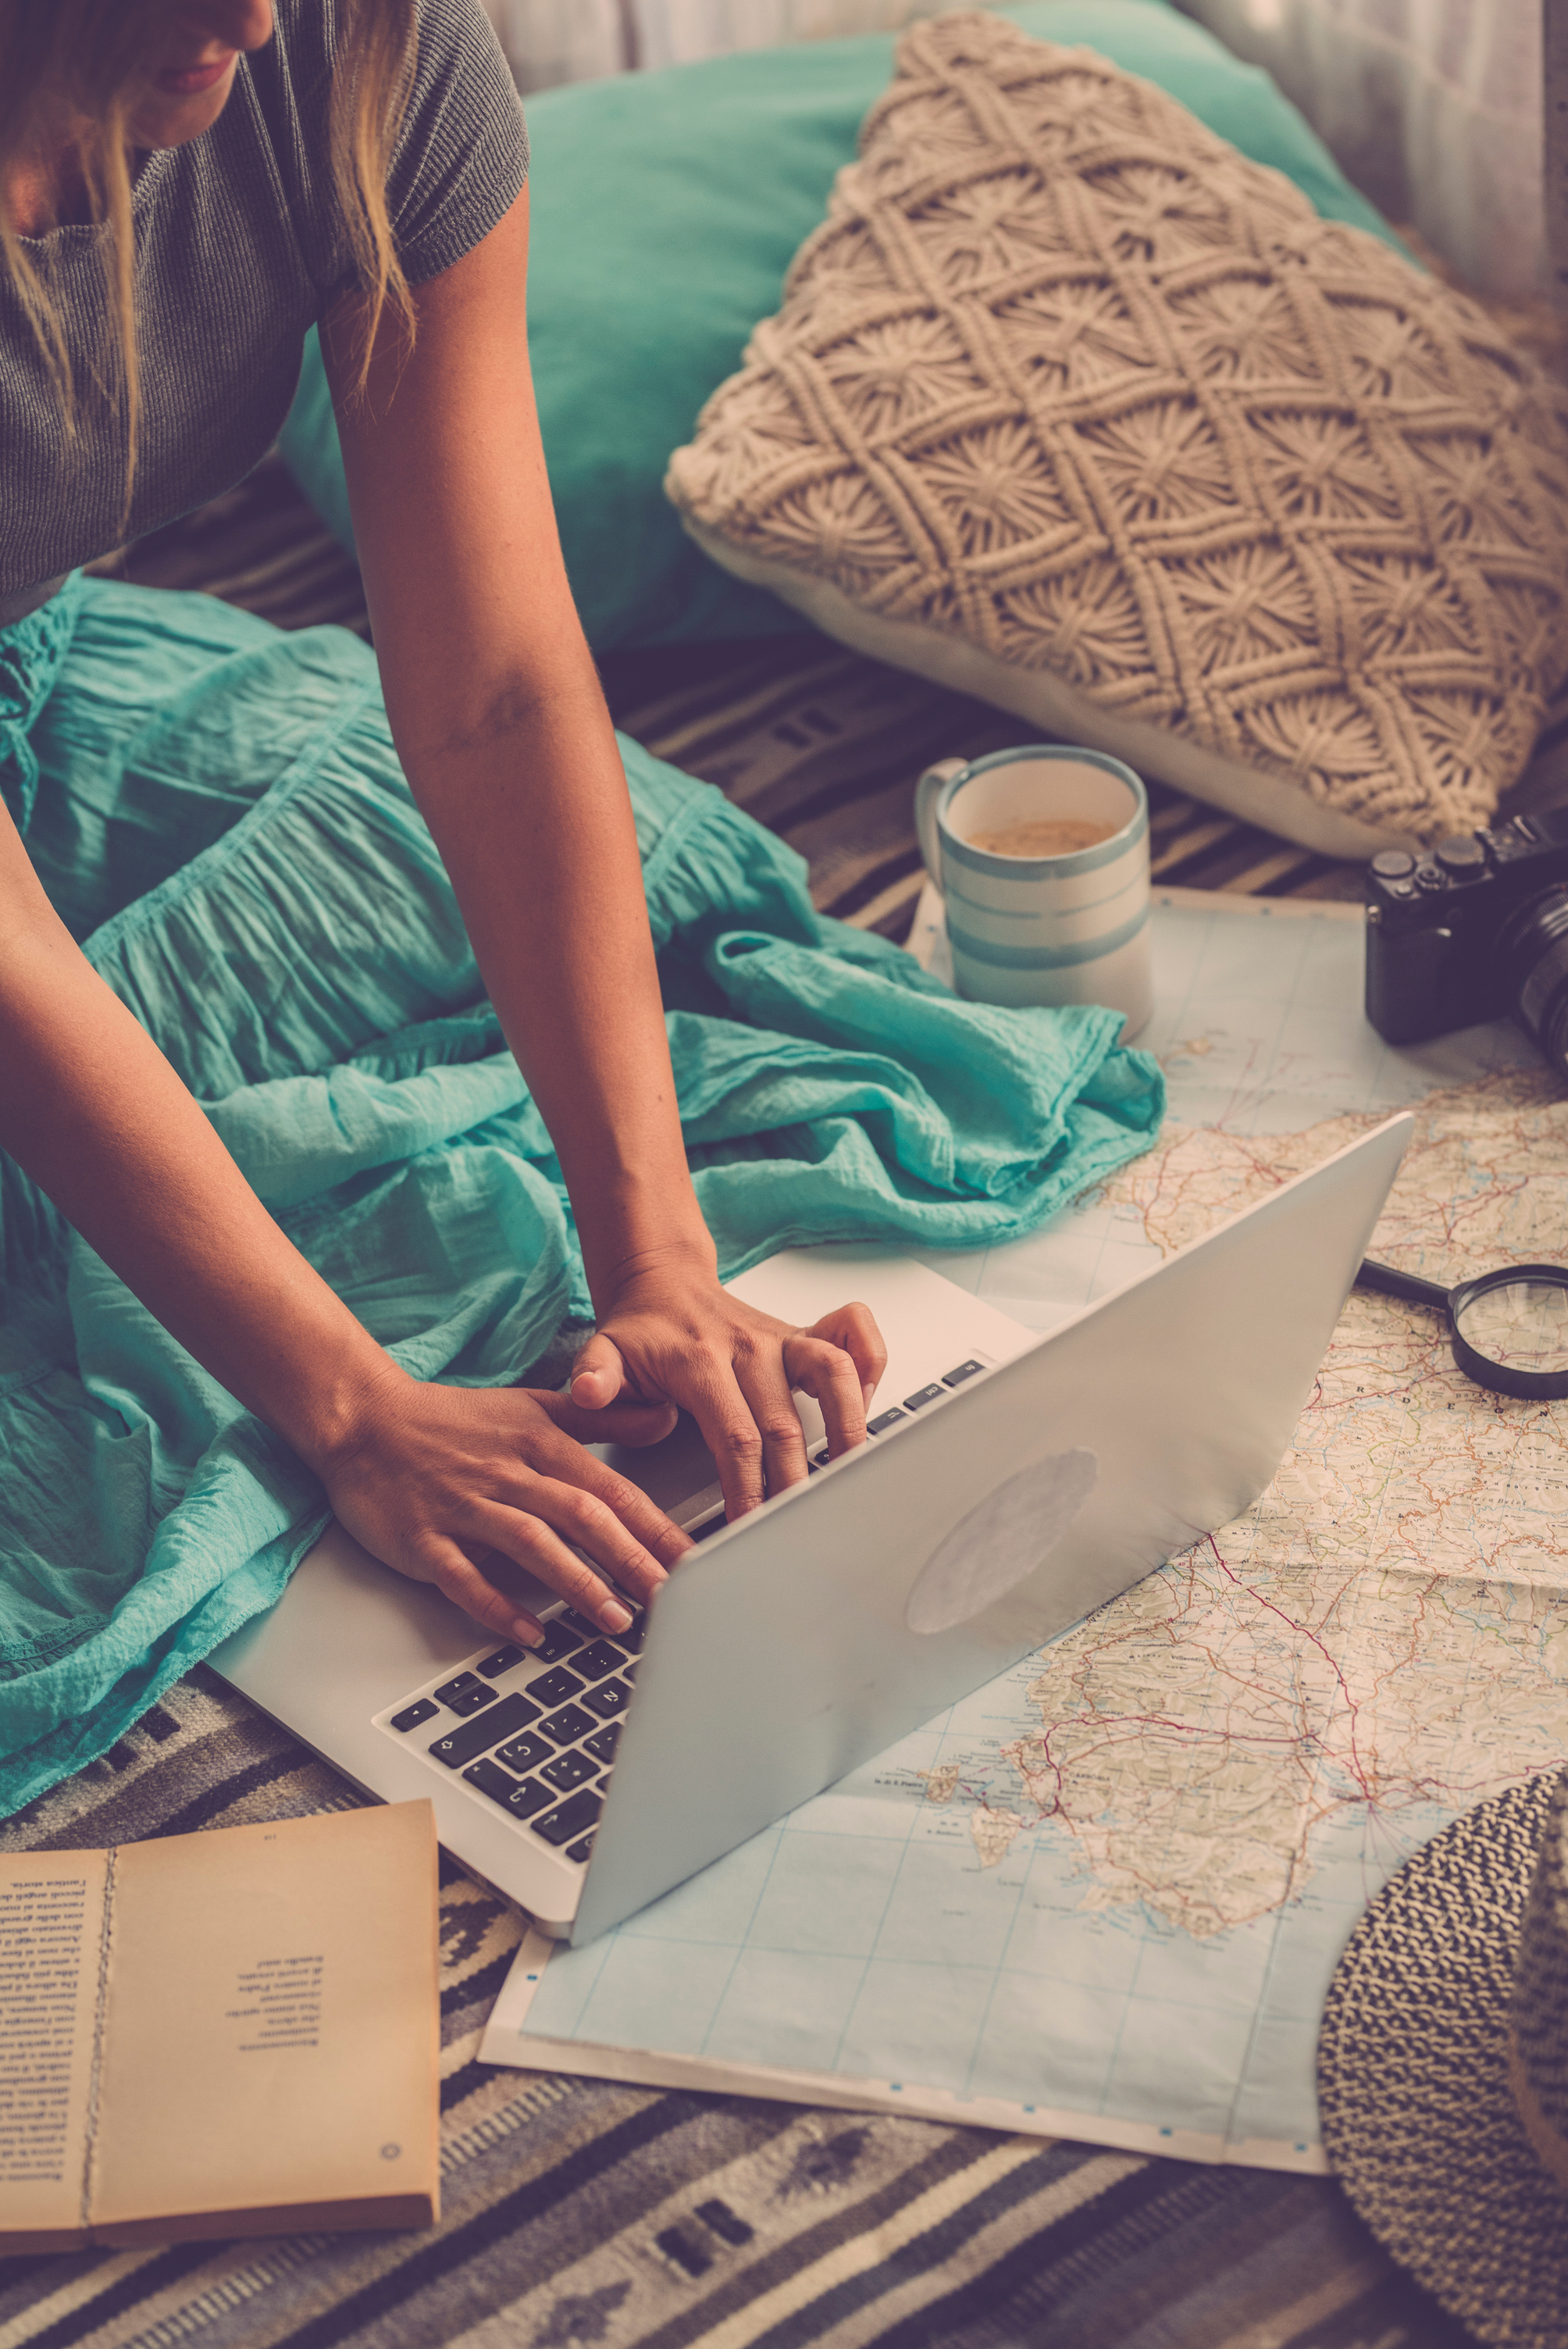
[89,1805,438,2237]
[0,1851,109,2245]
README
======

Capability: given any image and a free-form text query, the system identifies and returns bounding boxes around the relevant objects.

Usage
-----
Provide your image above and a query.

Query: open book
[0,1803,440,2251]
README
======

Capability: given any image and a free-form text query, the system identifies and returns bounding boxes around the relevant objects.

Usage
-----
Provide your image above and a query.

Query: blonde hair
[0,0,418,506]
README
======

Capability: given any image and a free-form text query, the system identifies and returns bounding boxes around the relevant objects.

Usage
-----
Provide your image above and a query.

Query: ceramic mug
[915,745,1153,1037]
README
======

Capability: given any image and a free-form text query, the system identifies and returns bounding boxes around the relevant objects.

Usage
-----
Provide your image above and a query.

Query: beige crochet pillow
[666,13,1568,856]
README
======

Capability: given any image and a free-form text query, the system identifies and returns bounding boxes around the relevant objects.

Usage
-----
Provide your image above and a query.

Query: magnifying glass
[1356,1258,1568,1401]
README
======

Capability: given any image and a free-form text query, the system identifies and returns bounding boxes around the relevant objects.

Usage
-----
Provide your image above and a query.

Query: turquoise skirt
[0,576,1163,1809]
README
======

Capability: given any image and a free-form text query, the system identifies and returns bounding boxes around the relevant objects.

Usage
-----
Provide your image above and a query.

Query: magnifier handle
[1356,1258,1452,1312]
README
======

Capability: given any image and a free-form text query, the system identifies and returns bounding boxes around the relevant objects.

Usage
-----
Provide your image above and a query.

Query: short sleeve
[383,0,529,287]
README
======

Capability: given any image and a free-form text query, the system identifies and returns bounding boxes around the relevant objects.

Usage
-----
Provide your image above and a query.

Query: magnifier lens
[1452,1278,1568,1376]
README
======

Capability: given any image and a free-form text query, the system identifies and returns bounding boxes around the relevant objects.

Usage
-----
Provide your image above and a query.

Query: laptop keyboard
[372,1353,993,1865]
[376,1604,634,1864]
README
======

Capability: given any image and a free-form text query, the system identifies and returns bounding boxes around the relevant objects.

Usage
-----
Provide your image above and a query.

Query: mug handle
[915,760,966,884]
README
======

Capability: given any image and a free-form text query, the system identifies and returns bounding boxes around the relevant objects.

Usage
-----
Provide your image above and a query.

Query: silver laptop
[210,1114,1411,1944]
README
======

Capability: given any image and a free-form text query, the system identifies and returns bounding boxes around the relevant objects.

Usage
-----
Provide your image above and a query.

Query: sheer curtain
[1169,0,1544,295]
[633,0,942,68]
[479,0,626,92]
[480,0,943,88]
[480,0,1548,297]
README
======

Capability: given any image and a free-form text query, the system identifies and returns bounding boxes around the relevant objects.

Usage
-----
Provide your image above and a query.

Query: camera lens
[1499,884,1568,1076]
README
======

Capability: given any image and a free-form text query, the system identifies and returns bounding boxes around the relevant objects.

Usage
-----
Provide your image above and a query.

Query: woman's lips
[156,54,234,96]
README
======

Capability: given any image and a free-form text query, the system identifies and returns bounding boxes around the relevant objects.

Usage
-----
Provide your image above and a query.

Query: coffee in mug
[964,817,1119,860]
[914,747,1153,1036]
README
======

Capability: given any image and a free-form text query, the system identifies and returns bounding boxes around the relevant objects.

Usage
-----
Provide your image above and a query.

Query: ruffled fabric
[0,572,84,836]
[0,579,1163,1809]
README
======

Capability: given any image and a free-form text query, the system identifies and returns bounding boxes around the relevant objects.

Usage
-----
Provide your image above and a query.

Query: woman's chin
[126,67,238,153]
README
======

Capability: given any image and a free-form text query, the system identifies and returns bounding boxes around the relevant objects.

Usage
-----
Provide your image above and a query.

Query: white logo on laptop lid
[906,1448,1099,1634]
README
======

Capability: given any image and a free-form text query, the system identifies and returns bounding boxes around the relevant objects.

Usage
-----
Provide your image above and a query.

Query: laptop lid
[570,1113,1412,1942]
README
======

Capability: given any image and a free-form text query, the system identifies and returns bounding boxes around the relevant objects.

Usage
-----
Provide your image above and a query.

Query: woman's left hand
[331,205,887,1517]
[568,1263,888,1520]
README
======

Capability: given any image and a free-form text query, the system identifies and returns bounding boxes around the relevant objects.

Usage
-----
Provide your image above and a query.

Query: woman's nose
[181,0,274,56]
[230,0,274,52]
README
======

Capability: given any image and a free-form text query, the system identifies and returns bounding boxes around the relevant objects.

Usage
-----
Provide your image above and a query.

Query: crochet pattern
[667,14,1568,843]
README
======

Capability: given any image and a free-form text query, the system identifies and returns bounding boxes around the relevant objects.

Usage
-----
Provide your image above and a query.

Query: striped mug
[915,746,1153,1038]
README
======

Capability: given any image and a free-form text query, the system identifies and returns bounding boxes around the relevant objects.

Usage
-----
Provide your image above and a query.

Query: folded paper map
[482,893,1568,2170]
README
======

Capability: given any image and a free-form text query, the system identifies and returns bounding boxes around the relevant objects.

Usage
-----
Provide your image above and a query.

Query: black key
[478,1645,525,1678]
[608,1616,645,1656]
[429,1691,544,1770]
[903,1383,944,1411]
[390,1698,439,1733]
[566,1834,597,1862]
[463,1757,523,1808]
[868,1407,907,1435]
[583,1677,633,1721]
[561,1609,603,1641]
[504,1776,554,1820]
[448,1684,497,1717]
[585,1723,621,1765]
[531,1620,584,1663]
[942,1359,985,1388]
[540,1702,597,1745]
[497,1729,551,1773]
[528,1666,586,1709]
[433,1671,496,1719]
[541,1748,596,1792]
[572,1641,623,1682]
[532,1790,603,1847]
[807,1457,823,1474]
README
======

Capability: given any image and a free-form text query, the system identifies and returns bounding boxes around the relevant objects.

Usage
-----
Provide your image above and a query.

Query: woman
[0,0,887,1659]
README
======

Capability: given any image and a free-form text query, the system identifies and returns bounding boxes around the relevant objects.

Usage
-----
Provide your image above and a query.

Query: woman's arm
[323,188,885,1519]
[0,806,686,1641]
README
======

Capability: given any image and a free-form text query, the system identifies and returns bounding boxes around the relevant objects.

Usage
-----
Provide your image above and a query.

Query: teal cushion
[277,0,1402,651]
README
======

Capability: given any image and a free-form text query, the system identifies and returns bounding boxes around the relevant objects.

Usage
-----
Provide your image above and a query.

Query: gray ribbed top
[0,0,528,620]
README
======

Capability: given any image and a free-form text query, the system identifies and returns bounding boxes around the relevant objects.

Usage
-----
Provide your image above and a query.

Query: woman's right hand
[315,1369,694,1647]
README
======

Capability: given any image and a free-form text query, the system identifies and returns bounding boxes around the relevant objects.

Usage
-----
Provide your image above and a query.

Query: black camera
[1364,808,1568,1074]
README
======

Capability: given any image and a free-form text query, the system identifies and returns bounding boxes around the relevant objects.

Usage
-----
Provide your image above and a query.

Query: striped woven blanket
[97,455,1568,939]
[0,1669,1473,2349]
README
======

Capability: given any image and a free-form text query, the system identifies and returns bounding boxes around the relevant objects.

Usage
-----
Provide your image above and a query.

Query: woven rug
[0,1670,1479,2349]
[22,458,1523,2345]
[95,449,1568,944]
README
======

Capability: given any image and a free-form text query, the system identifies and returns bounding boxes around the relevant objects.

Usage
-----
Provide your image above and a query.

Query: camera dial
[1363,807,1568,1066]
